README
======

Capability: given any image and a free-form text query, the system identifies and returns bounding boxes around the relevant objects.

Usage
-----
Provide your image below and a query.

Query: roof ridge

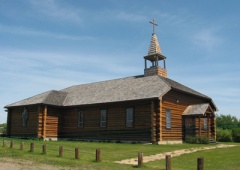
[61,75,144,91]
[43,90,68,106]
[157,75,171,86]
[62,91,69,106]
[42,90,57,103]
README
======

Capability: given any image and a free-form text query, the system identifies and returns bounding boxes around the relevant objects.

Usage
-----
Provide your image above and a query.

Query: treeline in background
[216,114,240,142]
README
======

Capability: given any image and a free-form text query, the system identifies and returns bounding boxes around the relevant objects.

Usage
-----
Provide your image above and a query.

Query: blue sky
[0,0,240,123]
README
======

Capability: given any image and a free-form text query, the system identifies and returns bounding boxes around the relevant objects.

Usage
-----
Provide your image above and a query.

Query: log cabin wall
[161,89,213,141]
[7,106,39,137]
[152,100,160,142]
[37,106,43,138]
[6,109,12,136]
[60,100,153,142]
[37,106,62,139]
[45,106,62,138]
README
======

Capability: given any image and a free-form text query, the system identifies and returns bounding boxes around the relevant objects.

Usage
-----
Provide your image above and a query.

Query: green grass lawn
[0,137,239,169]
[147,145,240,170]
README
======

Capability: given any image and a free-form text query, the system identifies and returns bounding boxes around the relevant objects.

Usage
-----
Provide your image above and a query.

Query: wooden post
[159,100,163,141]
[59,146,63,157]
[199,116,201,137]
[197,157,204,170]
[96,148,101,162]
[75,148,79,159]
[20,142,24,150]
[43,106,47,139]
[151,101,155,142]
[207,116,210,138]
[30,143,34,152]
[3,140,6,147]
[10,140,14,148]
[42,144,47,154]
[138,152,143,168]
[214,116,216,140]
[166,155,171,170]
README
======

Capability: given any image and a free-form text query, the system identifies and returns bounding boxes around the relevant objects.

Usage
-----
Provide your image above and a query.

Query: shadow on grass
[132,165,165,170]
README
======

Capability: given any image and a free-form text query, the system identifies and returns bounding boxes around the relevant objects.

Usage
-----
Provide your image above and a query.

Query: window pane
[78,111,84,127]
[126,108,133,127]
[203,118,207,130]
[100,110,107,127]
[101,110,106,121]
[166,109,171,129]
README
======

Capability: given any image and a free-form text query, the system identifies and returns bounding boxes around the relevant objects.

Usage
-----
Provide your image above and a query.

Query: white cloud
[116,11,147,22]
[158,12,185,25]
[0,24,93,41]
[27,0,82,23]
[192,28,222,50]
[0,48,140,86]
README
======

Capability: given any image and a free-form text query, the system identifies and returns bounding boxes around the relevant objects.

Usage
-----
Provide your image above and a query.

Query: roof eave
[5,102,63,109]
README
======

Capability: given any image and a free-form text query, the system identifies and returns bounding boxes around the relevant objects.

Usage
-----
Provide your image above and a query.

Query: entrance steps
[209,138,217,144]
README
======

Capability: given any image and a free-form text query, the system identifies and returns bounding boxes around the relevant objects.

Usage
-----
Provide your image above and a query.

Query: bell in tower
[144,19,167,77]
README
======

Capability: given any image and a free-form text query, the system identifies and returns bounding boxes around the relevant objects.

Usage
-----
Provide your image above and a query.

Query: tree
[0,123,6,128]
[216,114,239,130]
[0,123,6,134]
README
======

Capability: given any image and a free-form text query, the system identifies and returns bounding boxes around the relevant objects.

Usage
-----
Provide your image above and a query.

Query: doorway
[184,117,195,139]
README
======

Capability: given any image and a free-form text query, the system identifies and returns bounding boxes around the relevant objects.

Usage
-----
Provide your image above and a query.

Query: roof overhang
[144,53,166,61]
[182,103,215,117]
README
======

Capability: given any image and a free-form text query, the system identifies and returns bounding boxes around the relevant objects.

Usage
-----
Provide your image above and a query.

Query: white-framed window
[100,109,107,127]
[126,108,133,127]
[78,111,84,127]
[166,108,171,129]
[203,117,207,130]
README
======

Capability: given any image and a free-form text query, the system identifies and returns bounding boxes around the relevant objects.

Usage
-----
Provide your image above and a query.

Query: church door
[184,117,195,139]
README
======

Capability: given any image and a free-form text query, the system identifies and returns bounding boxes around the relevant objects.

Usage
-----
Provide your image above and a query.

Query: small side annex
[4,24,217,144]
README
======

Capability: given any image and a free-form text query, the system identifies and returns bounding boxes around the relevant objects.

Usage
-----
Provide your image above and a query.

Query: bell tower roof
[148,33,162,55]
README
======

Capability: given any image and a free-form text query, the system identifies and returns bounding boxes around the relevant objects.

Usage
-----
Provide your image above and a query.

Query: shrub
[216,128,232,142]
[185,136,209,144]
[198,136,210,144]
[185,136,197,144]
[232,128,240,142]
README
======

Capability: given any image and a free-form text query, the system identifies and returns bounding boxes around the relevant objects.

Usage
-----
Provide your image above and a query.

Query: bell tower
[144,19,167,77]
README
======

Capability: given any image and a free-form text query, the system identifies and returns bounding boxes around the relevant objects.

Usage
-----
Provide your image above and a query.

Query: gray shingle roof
[5,75,214,108]
[159,76,211,99]
[182,103,209,116]
[61,75,170,106]
[5,90,67,108]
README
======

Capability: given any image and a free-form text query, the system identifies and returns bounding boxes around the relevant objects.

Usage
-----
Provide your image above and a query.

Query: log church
[5,20,217,143]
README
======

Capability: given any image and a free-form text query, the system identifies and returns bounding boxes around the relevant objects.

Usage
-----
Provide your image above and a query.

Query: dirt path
[0,158,64,170]
[115,144,237,165]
